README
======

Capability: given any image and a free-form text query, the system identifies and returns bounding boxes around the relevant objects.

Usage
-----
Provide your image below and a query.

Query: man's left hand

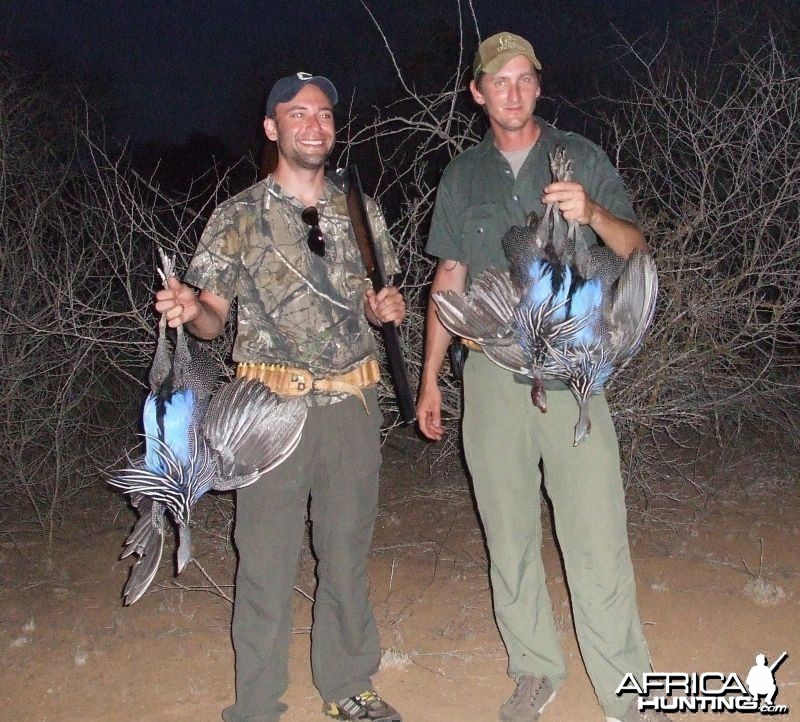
[365,286,405,326]
[542,181,597,226]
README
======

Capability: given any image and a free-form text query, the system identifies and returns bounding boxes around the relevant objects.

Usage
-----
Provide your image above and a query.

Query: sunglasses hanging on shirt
[301,206,325,257]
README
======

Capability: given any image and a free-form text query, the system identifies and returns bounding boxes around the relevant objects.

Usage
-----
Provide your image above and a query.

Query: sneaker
[324,690,402,721]
[499,675,556,722]
[606,705,673,722]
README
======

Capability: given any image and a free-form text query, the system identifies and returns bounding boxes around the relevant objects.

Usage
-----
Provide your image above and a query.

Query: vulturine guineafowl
[557,248,657,444]
[109,250,307,604]
[432,146,657,445]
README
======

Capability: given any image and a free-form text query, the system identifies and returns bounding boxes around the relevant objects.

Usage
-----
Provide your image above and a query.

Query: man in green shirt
[418,33,669,722]
[157,72,404,722]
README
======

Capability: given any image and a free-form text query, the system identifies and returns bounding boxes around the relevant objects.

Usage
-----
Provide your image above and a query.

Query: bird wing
[203,378,307,491]
[483,343,532,376]
[119,495,166,605]
[577,239,626,291]
[605,250,658,363]
[433,268,518,344]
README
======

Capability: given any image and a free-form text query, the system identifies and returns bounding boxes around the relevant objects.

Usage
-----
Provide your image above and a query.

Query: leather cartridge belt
[235,358,380,411]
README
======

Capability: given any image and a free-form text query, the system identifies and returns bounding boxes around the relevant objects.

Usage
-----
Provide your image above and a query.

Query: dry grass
[743,577,788,606]
[380,648,413,671]
[742,539,790,606]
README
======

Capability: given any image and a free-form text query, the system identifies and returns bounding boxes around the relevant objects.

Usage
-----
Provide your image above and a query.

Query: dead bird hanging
[433,147,658,445]
[108,250,307,604]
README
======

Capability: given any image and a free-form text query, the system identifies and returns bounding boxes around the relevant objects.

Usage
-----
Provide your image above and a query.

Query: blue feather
[568,279,602,346]
[550,265,572,322]
[161,389,195,464]
[143,389,195,472]
[142,395,160,471]
[524,259,554,311]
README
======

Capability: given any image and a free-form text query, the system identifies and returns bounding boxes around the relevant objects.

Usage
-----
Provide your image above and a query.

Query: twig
[189,559,233,603]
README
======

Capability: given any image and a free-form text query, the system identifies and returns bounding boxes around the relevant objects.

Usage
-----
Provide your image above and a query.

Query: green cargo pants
[463,353,651,718]
[222,391,383,722]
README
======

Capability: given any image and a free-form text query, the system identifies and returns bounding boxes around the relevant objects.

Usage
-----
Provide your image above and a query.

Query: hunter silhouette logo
[615,651,789,715]
[746,653,787,709]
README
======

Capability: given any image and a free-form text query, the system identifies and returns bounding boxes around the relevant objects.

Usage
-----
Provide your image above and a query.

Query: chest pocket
[461,202,502,277]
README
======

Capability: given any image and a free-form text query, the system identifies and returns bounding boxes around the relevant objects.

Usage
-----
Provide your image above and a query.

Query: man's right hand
[416,258,467,442]
[417,381,444,441]
[155,276,200,328]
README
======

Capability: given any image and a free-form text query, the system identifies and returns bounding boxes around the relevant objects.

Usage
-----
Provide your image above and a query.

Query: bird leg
[149,247,178,392]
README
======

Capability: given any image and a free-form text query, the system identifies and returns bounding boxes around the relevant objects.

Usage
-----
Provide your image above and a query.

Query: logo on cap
[297,72,312,80]
[496,34,522,53]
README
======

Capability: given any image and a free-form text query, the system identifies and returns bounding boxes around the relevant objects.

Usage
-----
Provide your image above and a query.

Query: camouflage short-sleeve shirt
[184,174,400,377]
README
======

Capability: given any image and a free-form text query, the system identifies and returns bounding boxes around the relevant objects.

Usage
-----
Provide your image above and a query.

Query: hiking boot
[324,690,402,721]
[499,675,556,721]
[606,704,673,722]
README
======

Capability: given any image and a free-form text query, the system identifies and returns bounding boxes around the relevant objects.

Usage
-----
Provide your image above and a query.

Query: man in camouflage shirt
[156,72,405,722]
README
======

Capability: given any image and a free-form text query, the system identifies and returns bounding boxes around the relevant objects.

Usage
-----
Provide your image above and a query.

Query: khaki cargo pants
[223,391,383,722]
[463,353,651,718]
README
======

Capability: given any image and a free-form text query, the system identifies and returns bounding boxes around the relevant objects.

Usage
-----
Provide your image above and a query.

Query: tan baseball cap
[473,32,542,76]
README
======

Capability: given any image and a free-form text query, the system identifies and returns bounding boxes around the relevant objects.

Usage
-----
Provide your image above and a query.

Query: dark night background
[2,0,797,194]
[0,2,671,173]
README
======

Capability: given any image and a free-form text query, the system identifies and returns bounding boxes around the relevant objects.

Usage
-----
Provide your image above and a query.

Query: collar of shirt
[475,116,556,160]
[261,173,336,214]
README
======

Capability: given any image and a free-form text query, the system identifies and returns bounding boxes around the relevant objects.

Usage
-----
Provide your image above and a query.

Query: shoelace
[511,677,544,705]
[355,691,379,707]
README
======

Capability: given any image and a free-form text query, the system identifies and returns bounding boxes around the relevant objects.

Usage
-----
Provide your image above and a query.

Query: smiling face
[470,54,541,137]
[263,83,335,170]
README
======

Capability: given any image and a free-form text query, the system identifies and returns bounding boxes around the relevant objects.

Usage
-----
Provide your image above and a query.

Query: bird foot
[156,246,177,290]
[549,146,574,183]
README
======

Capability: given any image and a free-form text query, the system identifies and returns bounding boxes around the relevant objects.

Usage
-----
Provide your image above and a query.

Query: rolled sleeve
[184,205,242,300]
[425,172,466,263]
[588,151,639,226]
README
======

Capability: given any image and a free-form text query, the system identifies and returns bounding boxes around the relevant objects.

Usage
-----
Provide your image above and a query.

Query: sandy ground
[1,436,798,722]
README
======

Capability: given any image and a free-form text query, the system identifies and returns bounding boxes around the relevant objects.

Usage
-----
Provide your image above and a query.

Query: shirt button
[478,227,484,233]
[513,194,519,201]
[505,169,511,174]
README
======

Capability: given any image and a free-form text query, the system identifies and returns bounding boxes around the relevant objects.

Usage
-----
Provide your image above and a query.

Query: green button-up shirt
[426,119,638,283]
